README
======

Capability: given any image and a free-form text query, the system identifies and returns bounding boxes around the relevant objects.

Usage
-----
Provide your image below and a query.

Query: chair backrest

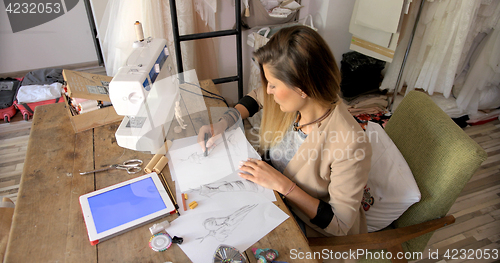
[384,91,487,253]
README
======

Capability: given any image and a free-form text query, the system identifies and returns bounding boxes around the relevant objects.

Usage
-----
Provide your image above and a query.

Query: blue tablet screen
[88,177,167,233]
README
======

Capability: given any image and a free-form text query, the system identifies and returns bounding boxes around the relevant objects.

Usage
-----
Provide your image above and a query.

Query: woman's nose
[266,84,273,94]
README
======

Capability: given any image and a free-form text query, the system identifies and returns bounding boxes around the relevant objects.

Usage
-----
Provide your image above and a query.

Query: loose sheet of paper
[168,128,258,192]
[176,171,276,216]
[167,202,289,263]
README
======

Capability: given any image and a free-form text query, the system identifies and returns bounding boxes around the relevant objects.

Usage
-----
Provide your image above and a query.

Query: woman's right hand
[197,119,228,153]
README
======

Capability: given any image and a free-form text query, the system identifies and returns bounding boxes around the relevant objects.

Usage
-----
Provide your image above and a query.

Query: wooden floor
[0,112,30,203]
[414,118,500,263]
[0,67,499,261]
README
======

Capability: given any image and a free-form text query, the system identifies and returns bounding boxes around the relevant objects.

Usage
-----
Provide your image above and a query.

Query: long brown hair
[253,25,341,150]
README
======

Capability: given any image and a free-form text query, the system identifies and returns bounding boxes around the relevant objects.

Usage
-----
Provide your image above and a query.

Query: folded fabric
[348,106,385,115]
[21,68,64,86]
[16,82,63,103]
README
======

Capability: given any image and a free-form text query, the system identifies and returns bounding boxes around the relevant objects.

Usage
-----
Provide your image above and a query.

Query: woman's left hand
[238,158,293,194]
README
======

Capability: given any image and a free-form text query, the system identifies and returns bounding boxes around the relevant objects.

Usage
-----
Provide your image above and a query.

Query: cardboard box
[62,69,123,133]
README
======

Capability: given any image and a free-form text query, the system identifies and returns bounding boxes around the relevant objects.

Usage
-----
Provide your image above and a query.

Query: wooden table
[4,80,314,263]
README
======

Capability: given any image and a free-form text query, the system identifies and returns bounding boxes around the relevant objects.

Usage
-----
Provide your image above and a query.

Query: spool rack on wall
[169,0,243,100]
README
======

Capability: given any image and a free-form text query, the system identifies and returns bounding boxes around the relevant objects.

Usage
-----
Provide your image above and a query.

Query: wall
[302,0,356,68]
[0,0,98,76]
[216,0,243,106]
[88,0,109,68]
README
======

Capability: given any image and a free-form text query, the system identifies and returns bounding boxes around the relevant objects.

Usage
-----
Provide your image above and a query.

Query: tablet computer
[79,172,175,245]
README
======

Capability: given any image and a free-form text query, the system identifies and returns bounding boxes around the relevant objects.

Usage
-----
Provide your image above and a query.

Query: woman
[199,25,371,237]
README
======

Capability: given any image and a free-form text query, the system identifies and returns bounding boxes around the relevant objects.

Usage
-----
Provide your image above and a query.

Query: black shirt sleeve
[236,95,260,117]
[310,199,335,229]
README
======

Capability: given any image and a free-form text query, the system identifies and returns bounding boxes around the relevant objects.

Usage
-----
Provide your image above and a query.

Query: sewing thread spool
[78,99,98,109]
[71,97,88,106]
[79,105,100,114]
[134,21,144,42]
[144,153,164,174]
[153,156,169,174]
[78,100,99,114]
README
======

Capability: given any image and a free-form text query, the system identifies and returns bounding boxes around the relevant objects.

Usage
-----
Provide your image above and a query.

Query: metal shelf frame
[169,0,244,100]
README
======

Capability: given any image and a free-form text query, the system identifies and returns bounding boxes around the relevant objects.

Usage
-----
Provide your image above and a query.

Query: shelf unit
[169,0,244,100]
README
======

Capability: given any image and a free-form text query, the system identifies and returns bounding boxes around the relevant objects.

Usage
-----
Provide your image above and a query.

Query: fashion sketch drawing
[189,180,264,197]
[226,132,242,156]
[179,143,220,164]
[197,204,258,242]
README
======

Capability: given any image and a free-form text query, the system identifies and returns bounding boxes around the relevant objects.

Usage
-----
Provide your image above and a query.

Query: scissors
[80,159,143,175]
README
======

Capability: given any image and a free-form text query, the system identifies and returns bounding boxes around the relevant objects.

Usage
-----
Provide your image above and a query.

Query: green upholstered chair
[308,91,488,262]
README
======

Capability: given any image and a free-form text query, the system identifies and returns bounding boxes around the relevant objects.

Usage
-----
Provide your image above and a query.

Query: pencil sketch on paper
[189,180,264,197]
[226,133,242,156]
[197,204,258,242]
[181,151,206,164]
[179,143,220,164]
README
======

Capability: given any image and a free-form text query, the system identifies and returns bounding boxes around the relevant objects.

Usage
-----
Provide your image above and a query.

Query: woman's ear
[295,88,307,99]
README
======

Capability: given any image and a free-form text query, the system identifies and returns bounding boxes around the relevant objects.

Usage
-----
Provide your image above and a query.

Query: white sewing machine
[109,37,179,154]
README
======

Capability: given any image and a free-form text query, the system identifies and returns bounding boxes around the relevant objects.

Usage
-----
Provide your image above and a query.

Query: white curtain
[381,0,500,114]
[381,0,481,97]
[454,1,500,113]
[100,0,196,77]
[455,18,500,113]
[193,0,217,31]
